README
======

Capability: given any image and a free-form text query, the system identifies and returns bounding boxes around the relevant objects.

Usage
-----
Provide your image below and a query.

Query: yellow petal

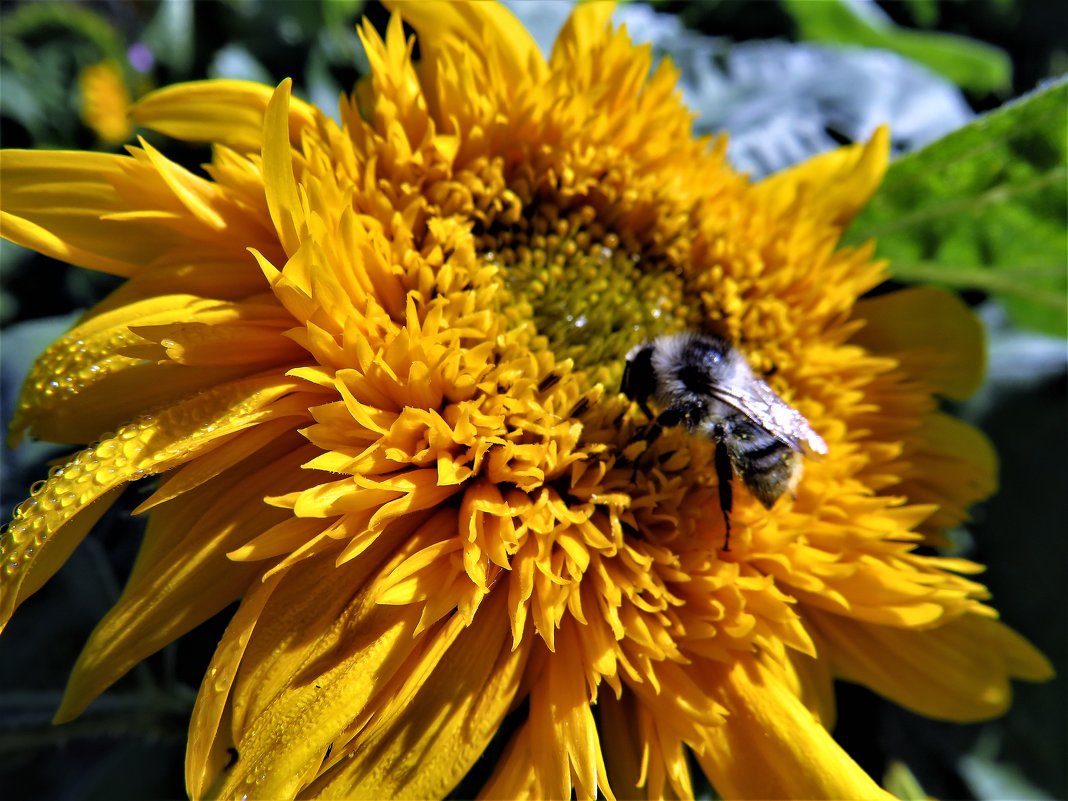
[55,436,313,722]
[810,609,1053,722]
[898,411,998,531]
[138,136,233,229]
[129,319,302,369]
[551,0,617,68]
[0,374,301,629]
[225,525,419,746]
[2,486,124,623]
[384,0,548,84]
[305,588,530,798]
[784,645,838,730]
[852,286,985,400]
[10,294,269,444]
[225,514,328,562]
[186,569,284,800]
[18,364,257,446]
[1,145,275,275]
[262,79,305,257]
[599,689,694,801]
[754,125,890,228]
[358,13,433,153]
[0,150,168,276]
[132,420,301,514]
[99,263,270,318]
[133,79,318,153]
[529,623,615,801]
[217,590,423,797]
[478,724,541,800]
[697,656,894,800]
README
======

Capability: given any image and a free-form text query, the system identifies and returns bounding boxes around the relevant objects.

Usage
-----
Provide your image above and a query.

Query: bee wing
[709,378,828,455]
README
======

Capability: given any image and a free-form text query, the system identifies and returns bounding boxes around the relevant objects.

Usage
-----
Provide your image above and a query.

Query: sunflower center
[478,201,704,376]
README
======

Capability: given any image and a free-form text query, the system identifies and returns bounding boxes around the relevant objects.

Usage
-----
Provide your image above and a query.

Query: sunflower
[0,2,1052,799]
[78,59,135,146]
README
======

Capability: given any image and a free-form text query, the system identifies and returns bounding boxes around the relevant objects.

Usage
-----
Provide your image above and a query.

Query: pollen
[479,199,703,377]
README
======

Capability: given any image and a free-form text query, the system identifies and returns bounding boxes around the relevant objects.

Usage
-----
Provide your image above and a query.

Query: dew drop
[94,468,117,485]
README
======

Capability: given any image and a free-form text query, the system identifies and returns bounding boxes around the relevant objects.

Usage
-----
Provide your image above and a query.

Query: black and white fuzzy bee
[620,333,828,550]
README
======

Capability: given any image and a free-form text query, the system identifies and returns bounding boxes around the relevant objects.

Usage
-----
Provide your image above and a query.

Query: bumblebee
[621,333,827,549]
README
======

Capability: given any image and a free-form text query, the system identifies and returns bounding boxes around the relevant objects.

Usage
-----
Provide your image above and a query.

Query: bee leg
[625,410,683,481]
[629,424,661,482]
[626,413,672,481]
[713,440,734,551]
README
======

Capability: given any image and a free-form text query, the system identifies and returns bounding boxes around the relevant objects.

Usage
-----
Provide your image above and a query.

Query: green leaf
[783,0,1011,92]
[901,0,939,28]
[322,0,365,32]
[0,3,127,63]
[846,79,1068,337]
[883,761,928,801]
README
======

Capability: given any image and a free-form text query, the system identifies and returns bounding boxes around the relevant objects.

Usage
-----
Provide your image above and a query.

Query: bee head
[621,343,657,410]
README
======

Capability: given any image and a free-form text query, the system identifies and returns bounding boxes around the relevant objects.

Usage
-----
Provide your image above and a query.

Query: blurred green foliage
[0,3,127,147]
[899,0,939,28]
[883,760,929,800]
[782,0,1013,92]
[0,0,368,153]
